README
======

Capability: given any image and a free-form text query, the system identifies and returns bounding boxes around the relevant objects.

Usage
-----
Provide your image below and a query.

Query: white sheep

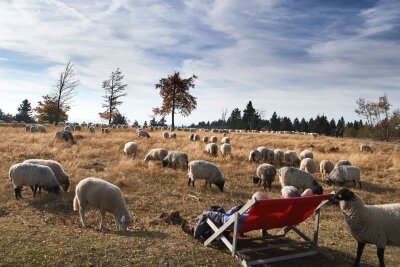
[278,167,323,195]
[9,163,60,199]
[221,137,230,144]
[187,160,225,192]
[162,151,189,170]
[333,188,400,267]
[284,150,300,166]
[23,159,70,191]
[88,126,95,133]
[299,158,317,173]
[205,143,218,156]
[220,143,232,157]
[274,149,285,165]
[327,165,361,188]
[54,131,75,143]
[193,134,200,141]
[320,160,334,179]
[252,163,276,191]
[162,131,169,139]
[30,125,38,133]
[123,142,138,157]
[74,125,81,131]
[300,149,314,160]
[36,125,46,132]
[202,136,209,143]
[143,148,168,165]
[249,149,262,162]
[73,177,133,231]
[335,160,352,168]
[137,130,150,138]
[210,136,217,143]
[360,144,373,153]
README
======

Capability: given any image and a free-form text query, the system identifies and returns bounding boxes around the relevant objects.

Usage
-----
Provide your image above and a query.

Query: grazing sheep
[30,125,38,133]
[202,136,209,143]
[281,186,301,198]
[23,159,70,191]
[187,160,225,192]
[137,130,150,138]
[205,143,218,156]
[143,148,168,165]
[335,160,352,168]
[123,142,138,157]
[74,125,81,131]
[274,149,285,165]
[88,126,95,133]
[333,188,400,267]
[284,150,300,166]
[360,144,373,153]
[162,151,189,170]
[64,126,72,132]
[221,137,230,144]
[101,128,110,134]
[252,163,276,191]
[210,136,217,143]
[327,165,361,188]
[169,132,176,138]
[220,143,232,157]
[55,131,75,143]
[300,149,314,160]
[36,125,46,132]
[73,177,133,231]
[299,158,317,173]
[278,167,323,195]
[320,160,335,179]
[9,163,60,200]
[162,131,169,139]
[193,134,200,141]
[249,149,262,162]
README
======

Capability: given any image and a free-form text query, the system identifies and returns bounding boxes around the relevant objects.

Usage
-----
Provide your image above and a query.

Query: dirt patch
[0,208,10,217]
[79,162,106,172]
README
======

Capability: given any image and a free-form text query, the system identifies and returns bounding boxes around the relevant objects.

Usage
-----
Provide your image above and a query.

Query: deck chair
[204,193,334,266]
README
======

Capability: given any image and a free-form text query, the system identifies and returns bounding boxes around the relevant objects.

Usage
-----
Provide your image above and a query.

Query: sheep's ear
[121,215,126,223]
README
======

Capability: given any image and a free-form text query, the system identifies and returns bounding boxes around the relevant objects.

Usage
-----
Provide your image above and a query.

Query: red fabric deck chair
[204,193,334,267]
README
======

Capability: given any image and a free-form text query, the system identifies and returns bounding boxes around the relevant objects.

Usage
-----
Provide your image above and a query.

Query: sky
[0,0,399,126]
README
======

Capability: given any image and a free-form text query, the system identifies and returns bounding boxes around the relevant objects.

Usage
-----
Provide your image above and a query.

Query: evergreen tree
[159,117,167,126]
[242,101,260,130]
[281,117,293,131]
[293,117,300,132]
[16,99,34,122]
[299,118,308,132]
[150,118,157,126]
[270,111,281,131]
[133,120,139,127]
[111,112,128,125]
[226,108,242,129]
[143,121,148,127]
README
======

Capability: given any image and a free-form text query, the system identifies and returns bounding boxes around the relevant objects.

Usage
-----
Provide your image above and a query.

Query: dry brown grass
[0,125,399,266]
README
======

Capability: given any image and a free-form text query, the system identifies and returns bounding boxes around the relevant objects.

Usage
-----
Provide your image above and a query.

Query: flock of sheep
[6,123,400,266]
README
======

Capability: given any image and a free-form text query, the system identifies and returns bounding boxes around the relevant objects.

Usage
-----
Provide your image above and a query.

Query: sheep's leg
[79,207,89,228]
[18,186,23,199]
[99,210,106,230]
[377,247,385,267]
[204,181,208,187]
[353,241,365,267]
[187,177,191,186]
[192,180,195,187]
[14,188,20,200]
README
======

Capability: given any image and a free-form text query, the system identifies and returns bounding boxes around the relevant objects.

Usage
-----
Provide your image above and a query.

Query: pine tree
[16,99,34,122]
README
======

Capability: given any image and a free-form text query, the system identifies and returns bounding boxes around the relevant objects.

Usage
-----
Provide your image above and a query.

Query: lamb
[299,158,317,173]
[249,149,262,162]
[205,143,218,156]
[284,150,300,166]
[220,143,232,157]
[123,142,138,157]
[9,163,60,200]
[137,130,150,138]
[143,148,168,165]
[319,160,334,179]
[55,131,75,143]
[162,151,189,170]
[162,131,169,139]
[202,136,209,143]
[360,144,373,153]
[326,165,361,188]
[210,136,217,143]
[335,160,352,168]
[23,159,70,191]
[274,149,285,165]
[278,167,323,195]
[187,160,225,192]
[332,188,400,267]
[252,163,276,191]
[221,137,230,144]
[300,149,314,160]
[73,177,133,231]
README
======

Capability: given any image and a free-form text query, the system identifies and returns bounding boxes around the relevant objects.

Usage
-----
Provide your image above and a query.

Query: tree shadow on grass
[112,230,169,239]
[359,181,397,194]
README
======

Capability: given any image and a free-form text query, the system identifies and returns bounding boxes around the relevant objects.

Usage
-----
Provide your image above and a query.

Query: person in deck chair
[181,191,268,239]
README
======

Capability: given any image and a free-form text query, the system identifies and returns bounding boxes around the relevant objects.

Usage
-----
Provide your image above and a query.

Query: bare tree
[221,108,228,128]
[51,61,80,125]
[99,68,128,125]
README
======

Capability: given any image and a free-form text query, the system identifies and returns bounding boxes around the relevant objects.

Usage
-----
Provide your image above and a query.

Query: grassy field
[0,125,399,266]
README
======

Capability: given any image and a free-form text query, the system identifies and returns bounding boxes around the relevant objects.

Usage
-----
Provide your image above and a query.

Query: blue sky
[0,0,399,125]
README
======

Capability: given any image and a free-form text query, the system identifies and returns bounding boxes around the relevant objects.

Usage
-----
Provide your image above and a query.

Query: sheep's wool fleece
[188,160,224,183]
[340,195,400,248]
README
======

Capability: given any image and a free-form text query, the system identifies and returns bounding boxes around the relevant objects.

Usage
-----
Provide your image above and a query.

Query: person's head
[281,186,301,198]
[251,191,268,201]
[301,188,314,197]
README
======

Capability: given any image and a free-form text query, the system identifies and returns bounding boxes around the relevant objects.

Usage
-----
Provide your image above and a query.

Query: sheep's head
[215,180,224,192]
[63,178,70,191]
[252,176,260,185]
[45,185,60,194]
[311,180,323,195]
[333,188,355,202]
[162,159,169,167]
[117,214,133,231]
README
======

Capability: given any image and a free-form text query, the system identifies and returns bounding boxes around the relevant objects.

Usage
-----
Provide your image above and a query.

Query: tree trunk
[171,85,176,130]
